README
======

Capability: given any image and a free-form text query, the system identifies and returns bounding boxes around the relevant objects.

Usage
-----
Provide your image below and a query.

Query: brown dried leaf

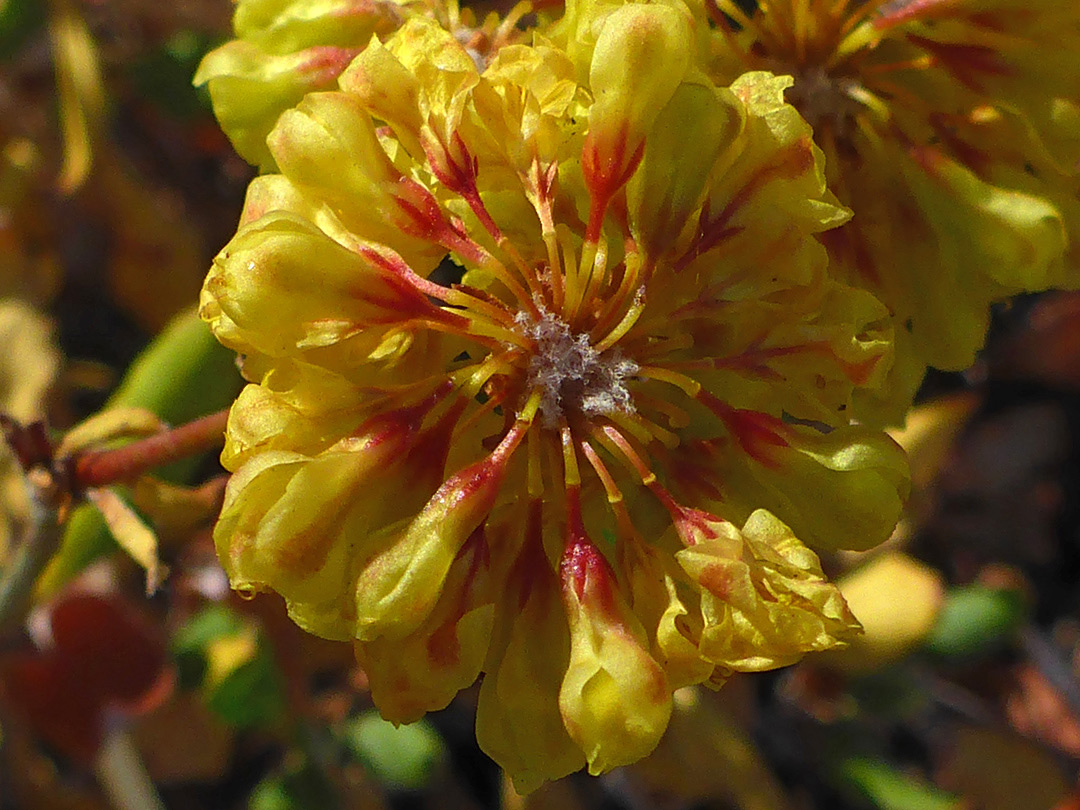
[940,727,1070,810]
[1005,664,1080,757]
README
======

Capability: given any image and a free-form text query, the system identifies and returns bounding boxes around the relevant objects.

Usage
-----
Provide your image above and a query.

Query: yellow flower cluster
[197,0,1077,790]
[195,0,535,170]
[699,0,1080,419]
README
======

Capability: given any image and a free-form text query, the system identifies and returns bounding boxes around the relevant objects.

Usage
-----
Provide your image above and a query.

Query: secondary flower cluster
[197,0,1076,791]
[694,0,1080,418]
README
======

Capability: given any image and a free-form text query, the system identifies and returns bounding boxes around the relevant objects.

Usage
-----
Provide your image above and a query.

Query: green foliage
[838,757,960,810]
[249,759,339,810]
[106,308,241,429]
[207,640,287,729]
[128,31,217,119]
[342,710,445,791]
[0,0,44,60]
[172,604,287,730]
[924,586,1026,658]
[171,603,244,688]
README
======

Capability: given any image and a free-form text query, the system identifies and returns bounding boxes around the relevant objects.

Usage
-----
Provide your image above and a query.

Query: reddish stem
[72,410,229,491]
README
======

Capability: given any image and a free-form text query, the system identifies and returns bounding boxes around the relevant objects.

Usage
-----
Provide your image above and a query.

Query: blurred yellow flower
[0,300,60,564]
[704,0,1080,420]
[203,1,908,789]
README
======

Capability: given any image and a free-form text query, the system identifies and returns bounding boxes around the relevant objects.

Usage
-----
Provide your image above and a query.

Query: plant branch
[95,727,167,810]
[0,477,66,632]
[0,409,229,631]
[72,409,229,490]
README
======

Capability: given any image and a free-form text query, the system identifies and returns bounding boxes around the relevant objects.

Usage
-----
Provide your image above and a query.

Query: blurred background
[1,1,1079,808]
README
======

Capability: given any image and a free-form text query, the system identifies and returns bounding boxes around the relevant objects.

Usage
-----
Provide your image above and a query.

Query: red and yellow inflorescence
[195,0,538,170]
[201,0,912,789]
[701,0,1080,419]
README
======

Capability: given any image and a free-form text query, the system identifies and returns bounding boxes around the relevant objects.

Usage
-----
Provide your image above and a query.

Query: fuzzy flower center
[784,67,863,135]
[515,306,638,427]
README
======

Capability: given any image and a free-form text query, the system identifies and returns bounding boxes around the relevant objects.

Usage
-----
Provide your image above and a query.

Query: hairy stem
[73,409,229,490]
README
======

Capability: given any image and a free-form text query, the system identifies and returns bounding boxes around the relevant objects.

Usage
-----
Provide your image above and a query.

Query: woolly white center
[515,308,638,427]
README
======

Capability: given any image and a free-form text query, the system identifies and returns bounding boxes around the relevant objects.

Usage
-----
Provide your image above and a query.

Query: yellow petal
[203,211,445,363]
[559,532,671,775]
[676,510,861,671]
[476,506,586,794]
[356,530,495,723]
[711,407,910,552]
[583,4,693,215]
[352,423,526,641]
[627,81,744,261]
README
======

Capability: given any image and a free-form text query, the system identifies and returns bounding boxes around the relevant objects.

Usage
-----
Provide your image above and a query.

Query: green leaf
[169,605,286,729]
[838,757,960,810]
[923,586,1026,658]
[250,781,292,810]
[171,604,245,655]
[171,605,245,690]
[106,307,241,428]
[343,711,445,791]
[250,760,339,810]
[207,639,287,729]
[0,0,45,60]
[128,31,217,119]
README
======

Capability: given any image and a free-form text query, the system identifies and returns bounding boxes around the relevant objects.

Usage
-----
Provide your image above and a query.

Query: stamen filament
[634,393,691,429]
[459,182,546,303]
[447,315,529,350]
[596,424,655,485]
[452,390,507,443]
[495,1,533,45]
[453,352,514,398]
[706,0,755,67]
[593,286,646,353]
[558,225,581,323]
[567,238,599,323]
[444,229,538,317]
[517,387,544,426]
[610,409,680,449]
[578,238,609,320]
[560,424,581,488]
[580,439,622,507]
[544,229,565,312]
[580,439,637,542]
[712,0,770,47]
[636,365,703,398]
